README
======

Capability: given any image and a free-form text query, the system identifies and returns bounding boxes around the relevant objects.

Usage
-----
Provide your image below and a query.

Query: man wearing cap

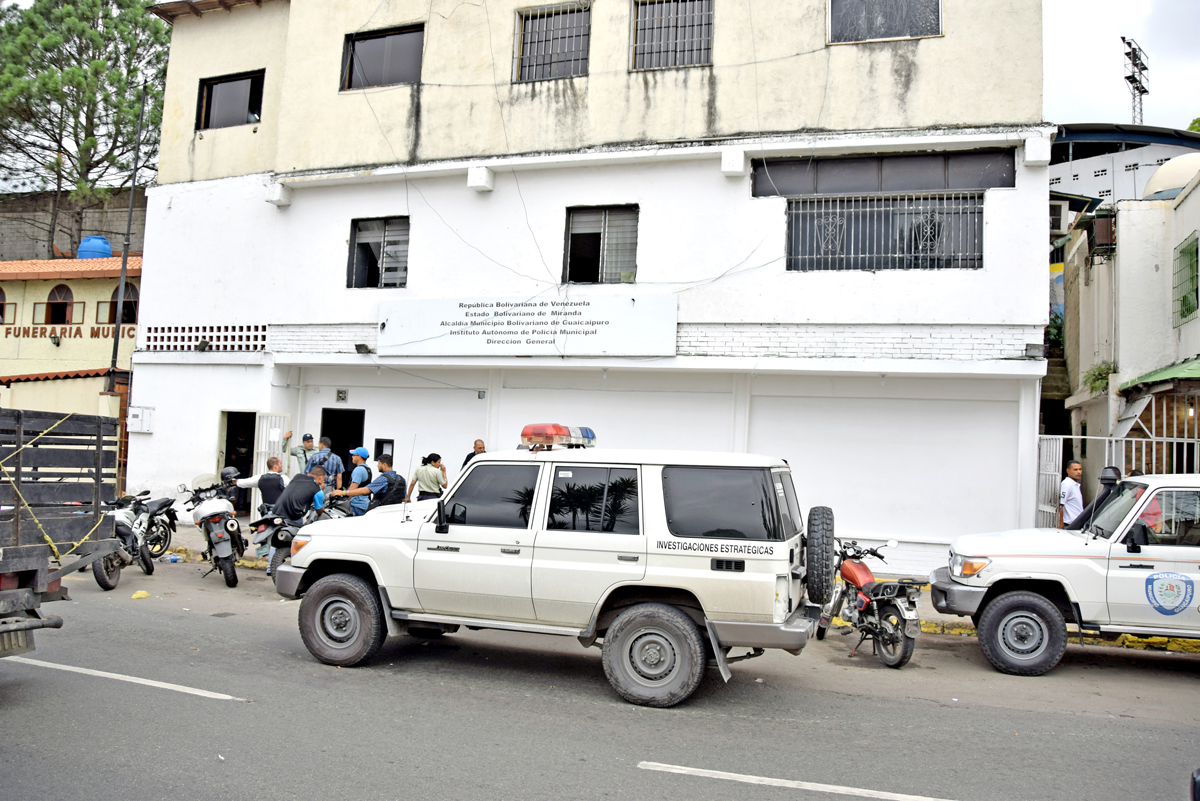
[283,431,319,475]
[344,447,373,516]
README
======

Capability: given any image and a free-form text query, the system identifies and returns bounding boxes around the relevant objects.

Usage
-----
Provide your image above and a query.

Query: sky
[3,0,1199,130]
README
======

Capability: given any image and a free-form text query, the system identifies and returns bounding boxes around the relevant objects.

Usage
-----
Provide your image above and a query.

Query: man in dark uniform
[274,465,326,526]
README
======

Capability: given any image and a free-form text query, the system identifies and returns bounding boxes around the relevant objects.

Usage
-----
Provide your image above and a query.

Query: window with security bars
[564,207,638,283]
[348,217,410,288]
[515,4,591,82]
[1173,231,1199,328]
[787,193,983,271]
[631,0,713,70]
[829,0,941,44]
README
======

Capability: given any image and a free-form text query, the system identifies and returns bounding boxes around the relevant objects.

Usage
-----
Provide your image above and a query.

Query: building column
[731,373,751,453]
[1017,377,1041,528]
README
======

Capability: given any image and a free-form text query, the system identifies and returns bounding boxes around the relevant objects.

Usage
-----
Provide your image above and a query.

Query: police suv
[931,473,1200,676]
[275,425,835,707]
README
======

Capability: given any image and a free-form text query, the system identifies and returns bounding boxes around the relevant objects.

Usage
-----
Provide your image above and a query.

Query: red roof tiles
[0,257,142,281]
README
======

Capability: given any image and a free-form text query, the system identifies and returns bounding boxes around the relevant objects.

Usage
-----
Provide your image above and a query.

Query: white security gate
[251,414,290,513]
[1036,436,1063,528]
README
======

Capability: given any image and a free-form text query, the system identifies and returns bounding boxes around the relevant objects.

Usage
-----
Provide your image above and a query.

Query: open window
[342,25,424,89]
[564,206,638,284]
[98,283,138,324]
[0,287,13,325]
[34,284,83,325]
[196,70,265,130]
[348,217,410,288]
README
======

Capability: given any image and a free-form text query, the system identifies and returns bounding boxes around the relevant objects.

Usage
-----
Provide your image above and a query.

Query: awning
[1119,356,1200,390]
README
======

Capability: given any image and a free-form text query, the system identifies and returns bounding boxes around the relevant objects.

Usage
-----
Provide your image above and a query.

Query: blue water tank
[77,236,112,259]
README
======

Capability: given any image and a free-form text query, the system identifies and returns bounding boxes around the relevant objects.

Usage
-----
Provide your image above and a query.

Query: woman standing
[407,453,448,502]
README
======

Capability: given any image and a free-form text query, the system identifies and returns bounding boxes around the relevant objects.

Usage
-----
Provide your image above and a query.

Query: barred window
[564,207,639,284]
[631,0,713,70]
[1174,231,1199,328]
[515,4,591,82]
[342,26,424,90]
[787,193,983,271]
[348,217,409,289]
[829,0,941,44]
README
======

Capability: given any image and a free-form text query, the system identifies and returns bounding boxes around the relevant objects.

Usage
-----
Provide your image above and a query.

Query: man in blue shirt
[344,447,372,516]
[304,437,345,492]
[334,453,404,510]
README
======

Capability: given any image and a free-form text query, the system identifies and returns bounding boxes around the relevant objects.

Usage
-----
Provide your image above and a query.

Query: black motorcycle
[251,495,353,584]
[92,491,156,590]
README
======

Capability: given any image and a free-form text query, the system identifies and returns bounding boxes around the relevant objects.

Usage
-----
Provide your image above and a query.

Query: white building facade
[131,0,1051,572]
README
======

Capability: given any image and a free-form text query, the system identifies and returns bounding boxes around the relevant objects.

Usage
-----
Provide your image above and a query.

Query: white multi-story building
[130,0,1052,571]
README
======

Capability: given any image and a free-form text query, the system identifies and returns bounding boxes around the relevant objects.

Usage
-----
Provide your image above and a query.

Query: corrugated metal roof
[0,257,142,281]
[0,368,110,385]
[1119,356,1200,390]
[148,0,276,23]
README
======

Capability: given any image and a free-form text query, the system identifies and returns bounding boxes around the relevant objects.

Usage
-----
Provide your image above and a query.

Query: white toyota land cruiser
[931,472,1200,676]
[275,426,836,707]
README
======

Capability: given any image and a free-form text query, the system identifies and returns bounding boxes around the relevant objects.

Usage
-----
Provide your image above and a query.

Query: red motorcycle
[816,539,922,668]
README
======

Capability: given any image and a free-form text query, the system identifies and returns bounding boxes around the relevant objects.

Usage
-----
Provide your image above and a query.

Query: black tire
[146,521,172,558]
[977,591,1068,677]
[138,543,155,575]
[407,626,445,640]
[268,548,289,583]
[875,604,915,668]
[218,555,238,588]
[805,506,836,605]
[298,574,387,667]
[601,603,705,708]
[92,553,121,591]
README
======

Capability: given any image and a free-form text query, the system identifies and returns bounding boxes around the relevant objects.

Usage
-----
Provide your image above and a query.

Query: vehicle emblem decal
[1144,572,1194,616]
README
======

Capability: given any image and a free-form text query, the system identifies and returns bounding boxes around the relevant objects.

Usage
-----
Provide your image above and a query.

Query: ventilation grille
[145,324,267,352]
[711,559,745,572]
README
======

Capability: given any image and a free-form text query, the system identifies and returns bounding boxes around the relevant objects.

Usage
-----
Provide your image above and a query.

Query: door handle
[617,555,639,562]
[500,548,520,555]
[1117,563,1154,569]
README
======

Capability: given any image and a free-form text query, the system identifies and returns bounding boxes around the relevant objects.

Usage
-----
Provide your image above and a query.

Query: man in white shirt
[1060,460,1084,527]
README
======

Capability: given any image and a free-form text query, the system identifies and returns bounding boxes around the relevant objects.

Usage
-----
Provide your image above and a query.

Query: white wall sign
[377,295,678,357]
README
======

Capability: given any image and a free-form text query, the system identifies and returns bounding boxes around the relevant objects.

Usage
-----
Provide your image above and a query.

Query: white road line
[6,657,246,702]
[638,762,959,801]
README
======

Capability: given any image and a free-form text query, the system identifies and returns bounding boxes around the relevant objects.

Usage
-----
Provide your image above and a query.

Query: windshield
[191,473,220,491]
[1086,481,1148,538]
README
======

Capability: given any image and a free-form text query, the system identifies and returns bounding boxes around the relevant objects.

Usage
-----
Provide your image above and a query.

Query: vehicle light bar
[520,424,596,449]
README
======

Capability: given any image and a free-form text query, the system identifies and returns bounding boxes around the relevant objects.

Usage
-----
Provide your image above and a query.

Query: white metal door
[1036,436,1062,529]
[251,413,290,513]
[1107,488,1200,627]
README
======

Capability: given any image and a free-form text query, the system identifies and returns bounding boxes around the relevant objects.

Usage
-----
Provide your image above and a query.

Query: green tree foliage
[0,0,168,256]
[1189,117,1200,133]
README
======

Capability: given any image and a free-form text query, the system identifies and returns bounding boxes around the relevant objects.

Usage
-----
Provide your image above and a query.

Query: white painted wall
[1048,144,1196,206]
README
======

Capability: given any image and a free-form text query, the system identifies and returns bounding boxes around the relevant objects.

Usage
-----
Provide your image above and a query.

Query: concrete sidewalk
[164,519,269,572]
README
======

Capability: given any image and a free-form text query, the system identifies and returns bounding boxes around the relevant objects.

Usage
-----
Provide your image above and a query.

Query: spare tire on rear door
[805,506,836,605]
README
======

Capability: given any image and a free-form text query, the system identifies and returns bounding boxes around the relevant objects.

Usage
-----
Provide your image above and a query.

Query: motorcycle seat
[147,497,174,514]
[862,581,903,599]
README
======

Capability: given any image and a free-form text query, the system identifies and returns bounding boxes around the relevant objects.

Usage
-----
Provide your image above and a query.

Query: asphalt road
[2,562,1198,801]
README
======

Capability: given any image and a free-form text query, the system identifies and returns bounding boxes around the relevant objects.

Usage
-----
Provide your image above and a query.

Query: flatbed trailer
[0,409,119,657]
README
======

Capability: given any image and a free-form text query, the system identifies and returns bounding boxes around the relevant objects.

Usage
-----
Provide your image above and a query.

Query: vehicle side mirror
[885,539,899,549]
[137,490,150,497]
[177,484,188,493]
[435,499,449,534]
[449,503,467,526]
[1126,522,1149,553]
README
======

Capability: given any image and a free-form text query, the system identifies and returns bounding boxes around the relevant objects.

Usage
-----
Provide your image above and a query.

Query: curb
[916,617,1200,653]
[164,545,268,572]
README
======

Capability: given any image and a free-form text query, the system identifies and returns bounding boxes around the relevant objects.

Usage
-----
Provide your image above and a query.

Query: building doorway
[221,411,256,513]
[320,408,365,489]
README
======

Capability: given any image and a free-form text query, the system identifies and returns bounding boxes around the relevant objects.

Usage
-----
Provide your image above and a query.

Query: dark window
[548,466,640,533]
[348,217,409,288]
[0,288,8,325]
[564,206,638,283]
[374,439,394,460]
[445,464,540,529]
[632,0,713,70]
[752,151,1015,197]
[775,471,804,538]
[1173,231,1199,328]
[342,26,424,89]
[45,284,74,324]
[829,0,941,44]
[99,283,138,324]
[516,5,590,82]
[662,467,783,541]
[197,71,264,130]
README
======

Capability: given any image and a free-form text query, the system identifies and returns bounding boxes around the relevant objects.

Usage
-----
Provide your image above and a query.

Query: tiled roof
[0,368,110,385]
[0,257,142,281]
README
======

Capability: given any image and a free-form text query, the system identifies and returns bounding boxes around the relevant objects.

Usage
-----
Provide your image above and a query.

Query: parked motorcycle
[179,469,246,588]
[92,491,156,590]
[251,494,353,584]
[143,494,179,558]
[816,538,922,668]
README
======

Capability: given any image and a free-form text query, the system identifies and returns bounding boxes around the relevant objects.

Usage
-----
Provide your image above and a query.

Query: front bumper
[928,566,987,617]
[707,605,819,653]
[274,563,305,599]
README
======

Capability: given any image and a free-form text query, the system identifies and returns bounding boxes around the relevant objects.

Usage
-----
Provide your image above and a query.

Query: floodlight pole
[108,83,147,393]
[1121,37,1149,126]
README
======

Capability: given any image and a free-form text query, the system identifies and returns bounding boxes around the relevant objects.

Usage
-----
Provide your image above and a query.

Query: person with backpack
[304,437,345,491]
[344,447,373,516]
[333,453,405,510]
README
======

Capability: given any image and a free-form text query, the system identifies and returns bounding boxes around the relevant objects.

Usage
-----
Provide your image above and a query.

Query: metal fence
[786,192,983,271]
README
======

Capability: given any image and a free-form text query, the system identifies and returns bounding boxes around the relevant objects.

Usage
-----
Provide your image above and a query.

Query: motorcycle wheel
[875,605,915,668]
[269,548,289,584]
[218,555,238,588]
[138,543,155,575]
[146,521,172,558]
[92,553,121,591]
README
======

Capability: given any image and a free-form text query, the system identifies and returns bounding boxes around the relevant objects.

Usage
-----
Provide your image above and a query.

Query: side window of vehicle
[773,471,804,538]
[662,466,783,541]
[445,464,540,529]
[547,466,640,534]
[1138,489,1200,546]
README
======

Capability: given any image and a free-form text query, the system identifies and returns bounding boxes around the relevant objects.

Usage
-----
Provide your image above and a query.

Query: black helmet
[220,467,240,483]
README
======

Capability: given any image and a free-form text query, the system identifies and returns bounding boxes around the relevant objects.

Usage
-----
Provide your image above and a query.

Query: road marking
[637,762,958,801]
[6,657,246,701]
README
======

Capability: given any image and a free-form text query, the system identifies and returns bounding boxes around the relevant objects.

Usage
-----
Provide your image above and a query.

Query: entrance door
[414,463,540,621]
[532,464,646,626]
[319,408,365,489]
[1108,487,1200,628]
[221,411,256,513]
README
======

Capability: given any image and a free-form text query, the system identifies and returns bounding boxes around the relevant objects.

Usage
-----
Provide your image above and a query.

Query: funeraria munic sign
[378,295,677,357]
[4,325,137,340]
